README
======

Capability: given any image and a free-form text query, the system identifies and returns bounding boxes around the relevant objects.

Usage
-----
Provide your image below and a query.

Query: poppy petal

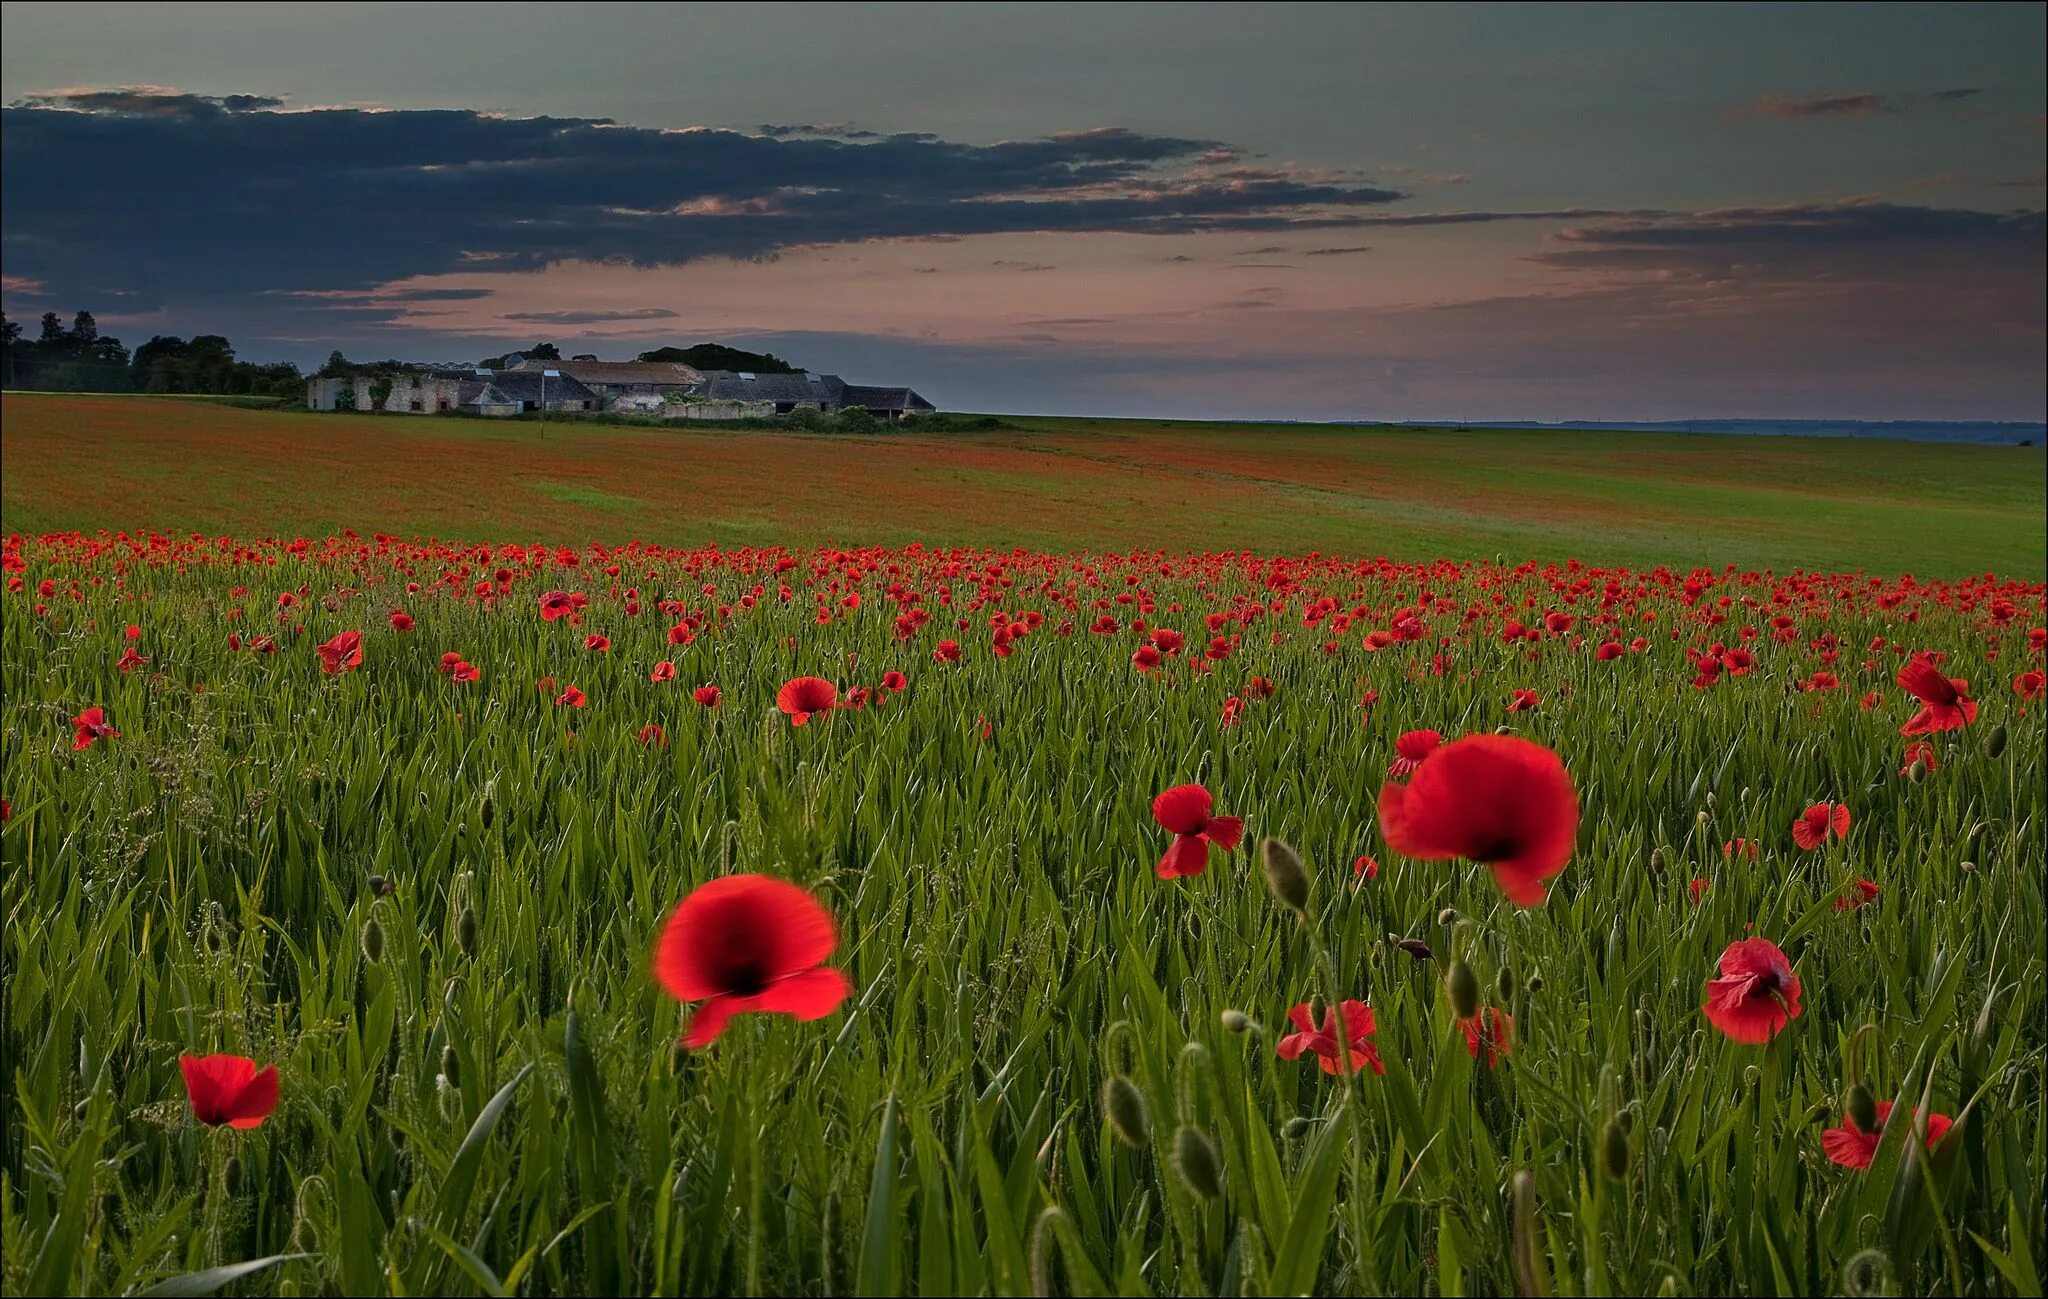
[753,966,853,1021]
[1156,833,1211,879]
[1152,784,1213,836]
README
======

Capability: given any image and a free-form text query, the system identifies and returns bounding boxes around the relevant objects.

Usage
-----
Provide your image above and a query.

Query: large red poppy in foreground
[1896,653,1978,735]
[180,1053,280,1129]
[1700,937,1802,1043]
[776,676,839,725]
[1377,734,1578,906]
[653,874,853,1047]
[1151,784,1244,878]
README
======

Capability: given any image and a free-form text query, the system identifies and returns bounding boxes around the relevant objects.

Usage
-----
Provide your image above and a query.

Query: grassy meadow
[1,526,2043,1296]
[2,394,2043,576]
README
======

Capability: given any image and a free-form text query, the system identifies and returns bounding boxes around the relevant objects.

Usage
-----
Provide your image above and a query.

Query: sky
[2,2,2043,421]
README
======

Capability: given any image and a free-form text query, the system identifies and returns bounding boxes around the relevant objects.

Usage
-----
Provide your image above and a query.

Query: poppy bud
[1600,1117,1629,1181]
[441,1044,460,1088]
[360,917,384,964]
[1496,966,1517,1003]
[367,874,393,898]
[1740,786,1752,804]
[224,1155,243,1195]
[1696,810,1710,826]
[1494,723,1512,735]
[1648,846,1666,874]
[1961,860,1974,873]
[480,791,495,828]
[1845,1082,1878,1134]
[1983,724,2007,759]
[1281,1116,1315,1141]
[1259,837,1310,914]
[456,906,478,959]
[1843,1249,1894,1297]
[1308,995,1327,1026]
[1437,907,1458,927]
[1446,960,1481,1020]
[1705,792,1717,810]
[1102,1075,1151,1148]
[1220,1009,1252,1034]
[1394,937,1433,961]
[1526,971,1544,993]
[1907,759,1927,783]
[1172,1125,1224,1199]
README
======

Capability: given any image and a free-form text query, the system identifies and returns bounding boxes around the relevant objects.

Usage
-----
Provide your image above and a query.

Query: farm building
[306,354,934,420]
[305,367,596,415]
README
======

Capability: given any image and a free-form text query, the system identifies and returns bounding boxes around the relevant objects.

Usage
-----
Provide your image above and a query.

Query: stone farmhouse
[307,352,936,421]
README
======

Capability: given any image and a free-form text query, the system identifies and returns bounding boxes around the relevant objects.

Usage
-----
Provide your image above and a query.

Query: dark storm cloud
[0,97,1405,309]
[499,307,680,324]
[1532,202,2044,276]
[1740,88,1987,120]
[1304,245,1371,256]
[10,86,285,117]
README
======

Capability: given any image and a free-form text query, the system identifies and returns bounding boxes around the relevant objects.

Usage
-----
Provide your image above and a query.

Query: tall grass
[1,535,2042,1296]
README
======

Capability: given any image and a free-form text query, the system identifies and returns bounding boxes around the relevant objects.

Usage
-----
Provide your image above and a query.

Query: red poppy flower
[316,631,364,675]
[777,676,838,725]
[652,874,853,1048]
[1131,644,1163,672]
[1151,628,1185,654]
[1596,641,1624,661]
[1151,783,1244,878]
[124,624,141,640]
[668,622,696,646]
[2016,669,2046,700]
[449,660,479,683]
[1899,741,1938,776]
[1353,854,1379,880]
[1791,802,1851,851]
[1832,878,1881,911]
[1378,734,1579,906]
[1277,1000,1385,1076]
[585,634,611,652]
[694,685,722,708]
[1461,1007,1513,1068]
[881,670,907,692]
[1822,1101,1953,1169]
[116,646,150,673]
[638,723,666,746]
[179,1053,280,1129]
[556,685,587,708]
[539,590,576,621]
[933,639,962,664]
[1723,837,1758,860]
[1245,675,1275,699]
[1896,653,1977,734]
[1689,877,1710,904]
[1506,688,1541,712]
[1700,937,1802,1043]
[389,611,413,632]
[72,706,119,750]
[1387,729,1442,777]
[1219,696,1245,728]
[650,660,676,682]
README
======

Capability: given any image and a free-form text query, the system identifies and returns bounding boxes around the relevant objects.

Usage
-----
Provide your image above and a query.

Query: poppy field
[1,530,2045,1297]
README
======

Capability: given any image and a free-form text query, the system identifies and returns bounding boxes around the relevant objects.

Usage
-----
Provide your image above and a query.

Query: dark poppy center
[718,959,772,997]
[1472,832,1522,863]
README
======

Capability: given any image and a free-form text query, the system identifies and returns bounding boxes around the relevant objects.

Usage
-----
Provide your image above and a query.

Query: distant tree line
[2,310,304,398]
[4,311,810,398]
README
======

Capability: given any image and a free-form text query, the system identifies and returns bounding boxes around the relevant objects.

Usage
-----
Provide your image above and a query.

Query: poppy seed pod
[479,791,495,828]
[1172,1125,1224,1199]
[1649,846,1666,874]
[1526,971,1544,993]
[456,906,478,959]
[360,917,384,964]
[1446,960,1481,1020]
[1983,724,2008,759]
[1102,1075,1151,1148]
[1220,1009,1252,1034]
[1907,758,1927,783]
[1259,837,1310,914]
[440,1044,460,1088]
[1601,1117,1630,1181]
[1496,966,1517,1003]
[1281,1116,1315,1141]
[1846,1082,1878,1134]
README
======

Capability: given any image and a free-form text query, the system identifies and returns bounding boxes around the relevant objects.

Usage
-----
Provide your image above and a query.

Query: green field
[3,394,2041,576]
[2,536,2042,1296]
